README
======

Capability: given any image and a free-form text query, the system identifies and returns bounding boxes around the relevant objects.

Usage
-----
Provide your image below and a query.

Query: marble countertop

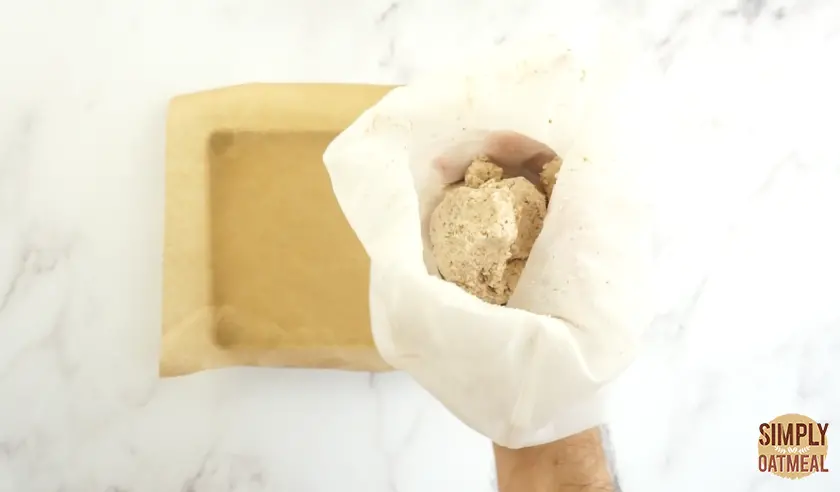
[2,0,840,491]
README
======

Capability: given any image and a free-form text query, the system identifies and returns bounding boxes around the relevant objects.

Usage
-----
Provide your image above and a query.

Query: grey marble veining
[2,0,840,490]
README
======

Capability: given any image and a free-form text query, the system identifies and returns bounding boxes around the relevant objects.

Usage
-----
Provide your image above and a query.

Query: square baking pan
[160,83,394,377]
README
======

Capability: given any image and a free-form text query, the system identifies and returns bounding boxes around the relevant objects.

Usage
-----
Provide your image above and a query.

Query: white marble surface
[2,0,840,491]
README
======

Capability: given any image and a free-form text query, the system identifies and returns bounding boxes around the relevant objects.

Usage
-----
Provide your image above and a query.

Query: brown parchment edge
[160,83,396,378]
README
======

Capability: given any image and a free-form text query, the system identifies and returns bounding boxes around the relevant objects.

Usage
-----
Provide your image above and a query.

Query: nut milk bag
[322,28,660,448]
